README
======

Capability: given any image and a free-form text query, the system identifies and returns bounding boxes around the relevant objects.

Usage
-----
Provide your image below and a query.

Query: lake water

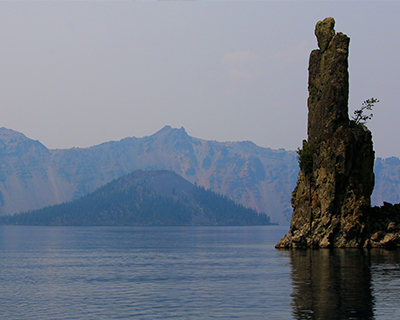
[0,225,399,320]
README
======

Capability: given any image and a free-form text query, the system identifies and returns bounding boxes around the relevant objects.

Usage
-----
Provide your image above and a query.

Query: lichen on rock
[276,17,386,249]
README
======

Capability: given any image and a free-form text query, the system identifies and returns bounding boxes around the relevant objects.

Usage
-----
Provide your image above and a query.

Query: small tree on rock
[352,97,379,125]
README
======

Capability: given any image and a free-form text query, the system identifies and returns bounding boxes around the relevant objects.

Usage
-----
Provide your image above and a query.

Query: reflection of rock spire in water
[290,250,374,319]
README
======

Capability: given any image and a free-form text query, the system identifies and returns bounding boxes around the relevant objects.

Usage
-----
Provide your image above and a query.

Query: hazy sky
[0,1,399,158]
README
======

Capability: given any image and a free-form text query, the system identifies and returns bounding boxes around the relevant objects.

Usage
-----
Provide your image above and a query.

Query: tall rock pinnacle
[276,18,375,248]
[308,17,350,147]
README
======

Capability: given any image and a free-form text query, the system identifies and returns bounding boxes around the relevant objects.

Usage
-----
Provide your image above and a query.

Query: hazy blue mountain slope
[0,170,271,226]
[0,128,70,214]
[0,126,397,225]
[48,126,298,224]
[373,157,400,206]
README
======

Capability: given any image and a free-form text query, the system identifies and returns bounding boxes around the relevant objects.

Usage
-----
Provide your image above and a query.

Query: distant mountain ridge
[0,170,271,226]
[0,126,397,225]
[373,157,400,205]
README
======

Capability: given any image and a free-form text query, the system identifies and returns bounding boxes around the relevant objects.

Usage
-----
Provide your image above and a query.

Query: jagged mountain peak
[150,125,191,142]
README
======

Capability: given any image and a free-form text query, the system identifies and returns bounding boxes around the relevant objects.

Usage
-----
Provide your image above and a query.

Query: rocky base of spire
[276,202,400,249]
[366,203,400,248]
[275,124,375,248]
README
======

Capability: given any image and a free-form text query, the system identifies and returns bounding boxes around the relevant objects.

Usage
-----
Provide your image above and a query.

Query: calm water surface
[0,225,399,319]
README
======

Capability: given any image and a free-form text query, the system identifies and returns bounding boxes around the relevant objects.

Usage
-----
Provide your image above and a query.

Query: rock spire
[276,17,375,248]
[277,18,400,248]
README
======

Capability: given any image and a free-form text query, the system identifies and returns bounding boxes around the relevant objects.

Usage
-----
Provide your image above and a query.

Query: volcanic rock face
[276,18,376,248]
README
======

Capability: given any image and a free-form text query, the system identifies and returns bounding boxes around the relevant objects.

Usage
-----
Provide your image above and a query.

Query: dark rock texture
[366,203,400,248]
[276,18,381,248]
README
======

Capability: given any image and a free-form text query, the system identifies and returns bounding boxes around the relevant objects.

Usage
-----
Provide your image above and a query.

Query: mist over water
[0,225,399,319]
